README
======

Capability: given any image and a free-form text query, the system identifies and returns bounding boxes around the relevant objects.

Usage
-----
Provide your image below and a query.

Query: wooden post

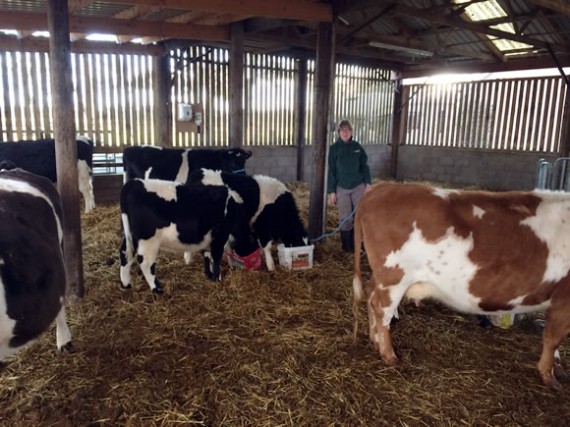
[295,58,308,181]
[389,75,403,179]
[230,22,244,148]
[308,22,335,239]
[47,0,84,299]
[154,53,171,147]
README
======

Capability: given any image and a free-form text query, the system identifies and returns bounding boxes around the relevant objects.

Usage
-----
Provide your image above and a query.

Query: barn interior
[1,0,570,425]
[2,0,569,74]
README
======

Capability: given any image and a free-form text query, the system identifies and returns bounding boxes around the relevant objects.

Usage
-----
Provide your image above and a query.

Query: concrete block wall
[242,144,551,191]
[244,144,391,185]
[396,146,557,191]
[245,146,308,182]
[93,144,557,205]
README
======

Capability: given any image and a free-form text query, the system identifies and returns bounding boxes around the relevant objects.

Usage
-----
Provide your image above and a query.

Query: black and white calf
[122,145,253,184]
[0,168,72,364]
[189,169,309,270]
[119,178,256,293]
[0,136,95,213]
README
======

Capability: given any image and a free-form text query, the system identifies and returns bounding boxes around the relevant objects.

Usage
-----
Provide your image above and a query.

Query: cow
[122,145,253,184]
[352,182,570,388]
[188,169,309,270]
[0,136,95,213]
[0,168,73,364]
[119,178,257,294]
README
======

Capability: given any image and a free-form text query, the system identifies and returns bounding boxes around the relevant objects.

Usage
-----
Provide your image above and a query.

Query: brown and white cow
[352,182,570,388]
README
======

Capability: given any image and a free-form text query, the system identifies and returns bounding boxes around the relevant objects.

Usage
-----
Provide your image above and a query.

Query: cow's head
[281,204,309,248]
[283,227,309,248]
[226,148,253,174]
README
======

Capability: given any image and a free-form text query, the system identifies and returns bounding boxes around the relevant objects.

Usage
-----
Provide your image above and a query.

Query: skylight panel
[454,0,534,56]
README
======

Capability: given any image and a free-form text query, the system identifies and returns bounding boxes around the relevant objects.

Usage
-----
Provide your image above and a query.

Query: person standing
[327,119,372,252]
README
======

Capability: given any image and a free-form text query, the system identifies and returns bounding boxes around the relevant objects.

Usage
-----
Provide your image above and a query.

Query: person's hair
[337,119,353,132]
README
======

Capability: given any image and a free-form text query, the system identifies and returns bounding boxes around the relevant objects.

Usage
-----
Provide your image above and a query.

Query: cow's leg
[209,239,226,281]
[119,236,134,289]
[538,287,570,388]
[136,240,163,294]
[202,250,215,280]
[184,251,193,265]
[553,349,568,381]
[263,242,275,271]
[259,239,275,271]
[368,279,399,365]
[55,304,73,352]
[77,161,95,213]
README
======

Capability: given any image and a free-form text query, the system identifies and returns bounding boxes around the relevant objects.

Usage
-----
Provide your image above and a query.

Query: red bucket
[225,248,262,270]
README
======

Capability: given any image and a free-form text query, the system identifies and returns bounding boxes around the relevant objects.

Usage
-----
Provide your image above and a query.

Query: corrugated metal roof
[0,0,569,76]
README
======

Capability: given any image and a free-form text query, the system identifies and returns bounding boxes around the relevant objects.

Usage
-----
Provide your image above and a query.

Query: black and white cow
[0,136,95,213]
[188,169,309,270]
[119,178,256,294]
[122,145,253,184]
[0,168,72,364]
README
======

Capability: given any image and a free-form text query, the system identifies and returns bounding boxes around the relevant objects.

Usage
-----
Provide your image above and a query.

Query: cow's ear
[245,150,252,159]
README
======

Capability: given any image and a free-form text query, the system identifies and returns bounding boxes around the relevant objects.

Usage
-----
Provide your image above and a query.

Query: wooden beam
[0,12,230,41]
[100,0,332,22]
[333,0,392,14]
[401,53,570,78]
[531,0,570,16]
[0,36,165,55]
[68,0,95,14]
[154,54,172,147]
[394,4,569,53]
[247,31,404,69]
[339,4,395,44]
[389,78,402,179]
[47,0,85,299]
[244,18,296,34]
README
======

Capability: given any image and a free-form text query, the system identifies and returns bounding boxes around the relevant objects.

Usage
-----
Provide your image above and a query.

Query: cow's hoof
[540,369,563,390]
[383,354,399,366]
[554,364,569,382]
[58,341,73,353]
[120,283,132,290]
[477,315,492,328]
[152,286,164,295]
[545,376,562,390]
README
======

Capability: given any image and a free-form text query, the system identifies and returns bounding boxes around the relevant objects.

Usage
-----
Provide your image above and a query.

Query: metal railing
[535,157,570,190]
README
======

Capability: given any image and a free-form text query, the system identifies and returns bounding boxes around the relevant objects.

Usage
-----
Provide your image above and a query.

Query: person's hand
[364,184,372,194]
[328,192,337,205]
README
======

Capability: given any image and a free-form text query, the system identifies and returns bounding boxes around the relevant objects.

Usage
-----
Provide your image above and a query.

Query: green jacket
[327,137,371,193]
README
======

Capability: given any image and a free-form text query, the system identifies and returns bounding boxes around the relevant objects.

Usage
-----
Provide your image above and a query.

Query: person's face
[339,126,352,142]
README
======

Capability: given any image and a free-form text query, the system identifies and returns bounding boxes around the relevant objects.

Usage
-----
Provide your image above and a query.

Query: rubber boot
[348,228,354,253]
[340,230,353,253]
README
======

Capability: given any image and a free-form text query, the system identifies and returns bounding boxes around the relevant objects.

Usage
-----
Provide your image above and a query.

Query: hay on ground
[0,181,568,426]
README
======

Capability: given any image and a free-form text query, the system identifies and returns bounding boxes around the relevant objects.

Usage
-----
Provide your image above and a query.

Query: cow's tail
[352,208,364,343]
[119,182,135,262]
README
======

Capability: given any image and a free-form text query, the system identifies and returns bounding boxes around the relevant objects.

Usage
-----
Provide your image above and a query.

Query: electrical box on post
[177,103,193,121]
[176,103,204,134]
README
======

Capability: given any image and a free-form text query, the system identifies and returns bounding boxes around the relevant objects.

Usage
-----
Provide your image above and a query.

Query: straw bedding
[0,181,569,426]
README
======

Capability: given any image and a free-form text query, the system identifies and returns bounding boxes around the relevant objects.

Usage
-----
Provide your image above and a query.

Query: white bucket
[277,244,314,270]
